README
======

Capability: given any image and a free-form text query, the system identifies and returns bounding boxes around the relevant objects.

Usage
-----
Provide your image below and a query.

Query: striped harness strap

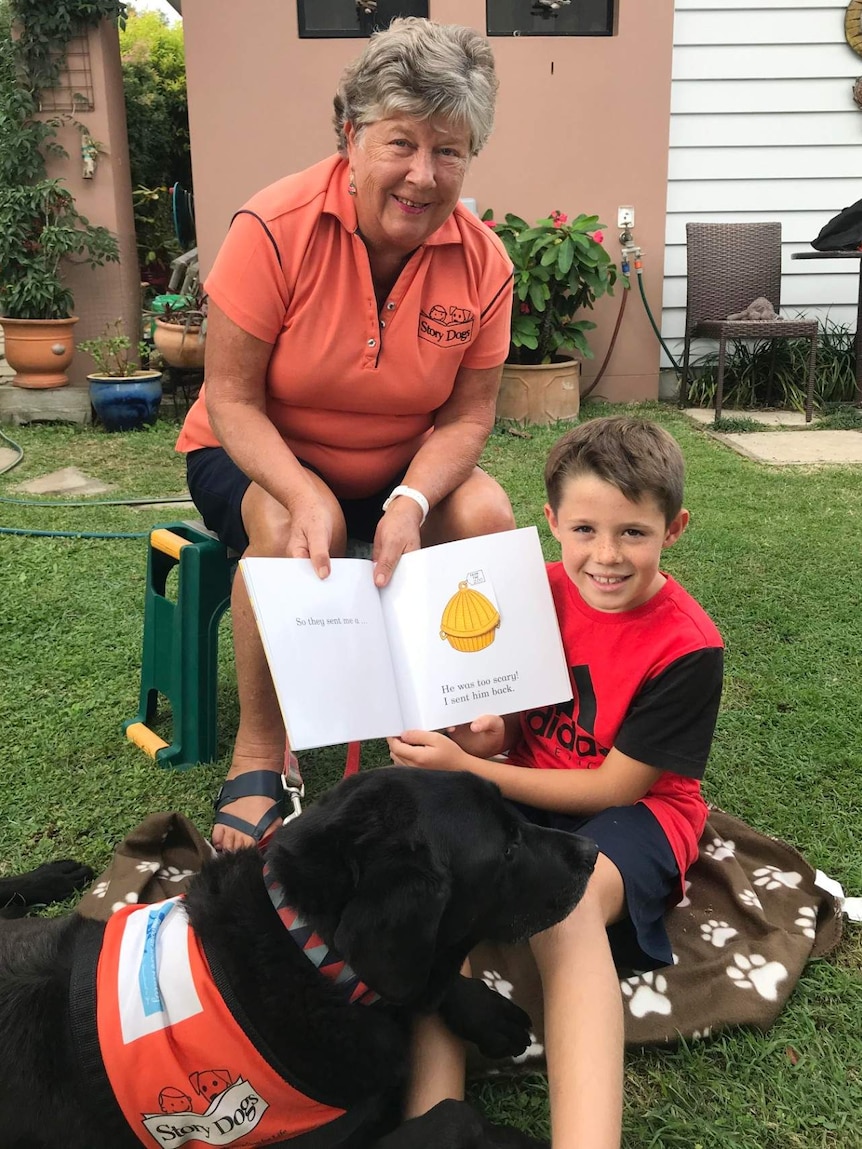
[263,862,379,1006]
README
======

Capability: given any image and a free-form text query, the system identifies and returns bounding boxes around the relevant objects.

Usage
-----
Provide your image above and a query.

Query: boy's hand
[387,730,466,772]
[445,714,508,759]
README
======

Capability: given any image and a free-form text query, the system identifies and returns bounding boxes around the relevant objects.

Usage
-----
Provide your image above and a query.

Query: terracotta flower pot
[0,316,79,388]
[496,354,581,425]
[152,317,206,369]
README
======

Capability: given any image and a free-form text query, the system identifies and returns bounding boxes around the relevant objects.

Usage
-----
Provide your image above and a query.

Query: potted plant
[79,319,163,431]
[151,290,207,369]
[483,209,618,424]
[0,29,120,388]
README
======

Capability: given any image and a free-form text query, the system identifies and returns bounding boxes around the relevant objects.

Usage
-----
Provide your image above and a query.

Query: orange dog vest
[95,898,349,1148]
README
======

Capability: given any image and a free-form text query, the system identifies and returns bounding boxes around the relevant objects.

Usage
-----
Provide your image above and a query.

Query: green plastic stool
[124,521,234,769]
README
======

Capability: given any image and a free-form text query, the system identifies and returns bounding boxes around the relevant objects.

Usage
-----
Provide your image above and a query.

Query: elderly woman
[176,18,515,851]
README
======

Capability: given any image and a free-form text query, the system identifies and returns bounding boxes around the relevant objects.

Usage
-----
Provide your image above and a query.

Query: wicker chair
[680,222,817,422]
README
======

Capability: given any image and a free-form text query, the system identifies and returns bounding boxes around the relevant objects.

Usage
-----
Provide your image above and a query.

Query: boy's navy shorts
[508,800,680,975]
[185,446,406,555]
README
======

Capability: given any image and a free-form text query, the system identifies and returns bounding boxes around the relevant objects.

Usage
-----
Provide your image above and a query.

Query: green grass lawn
[1,403,860,1146]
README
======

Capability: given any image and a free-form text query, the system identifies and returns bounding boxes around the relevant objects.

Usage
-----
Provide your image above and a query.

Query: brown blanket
[77,808,843,1070]
[468,808,843,1073]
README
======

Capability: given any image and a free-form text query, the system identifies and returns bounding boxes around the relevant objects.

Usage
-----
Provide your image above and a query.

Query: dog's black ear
[333,848,449,1005]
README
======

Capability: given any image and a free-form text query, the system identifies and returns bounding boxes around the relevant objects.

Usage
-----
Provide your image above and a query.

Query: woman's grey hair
[333,18,498,157]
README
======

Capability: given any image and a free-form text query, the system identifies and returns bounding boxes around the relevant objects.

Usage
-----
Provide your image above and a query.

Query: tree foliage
[119,8,191,276]
[120,8,191,193]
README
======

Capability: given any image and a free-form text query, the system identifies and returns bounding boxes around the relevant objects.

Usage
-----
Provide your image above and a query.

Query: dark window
[298,0,428,39]
[487,0,614,37]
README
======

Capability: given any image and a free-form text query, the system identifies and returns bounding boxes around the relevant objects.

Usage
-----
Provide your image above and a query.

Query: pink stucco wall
[182,0,674,400]
[43,20,141,388]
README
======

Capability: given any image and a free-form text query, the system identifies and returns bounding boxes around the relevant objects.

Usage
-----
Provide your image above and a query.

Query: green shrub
[686,319,856,413]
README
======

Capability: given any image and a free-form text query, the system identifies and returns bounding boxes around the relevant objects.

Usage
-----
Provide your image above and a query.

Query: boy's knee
[530,857,625,958]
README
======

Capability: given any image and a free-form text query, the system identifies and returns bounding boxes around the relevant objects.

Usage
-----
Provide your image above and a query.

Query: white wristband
[382,485,429,526]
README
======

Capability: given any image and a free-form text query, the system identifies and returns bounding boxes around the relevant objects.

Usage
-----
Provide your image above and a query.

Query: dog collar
[262,861,379,1005]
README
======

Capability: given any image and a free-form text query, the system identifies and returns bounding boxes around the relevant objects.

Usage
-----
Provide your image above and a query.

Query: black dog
[0,767,596,1149]
[0,857,93,919]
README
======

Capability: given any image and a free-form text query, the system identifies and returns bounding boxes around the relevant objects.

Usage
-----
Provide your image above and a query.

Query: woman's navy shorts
[509,800,680,975]
[185,446,405,555]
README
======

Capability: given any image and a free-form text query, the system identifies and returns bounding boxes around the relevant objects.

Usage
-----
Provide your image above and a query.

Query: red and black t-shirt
[507,564,724,878]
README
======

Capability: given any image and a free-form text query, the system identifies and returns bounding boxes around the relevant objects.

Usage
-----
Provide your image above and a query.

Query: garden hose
[0,426,186,539]
[0,494,192,507]
[0,425,23,476]
[581,285,629,401]
[0,527,148,539]
[636,266,682,373]
[0,427,189,505]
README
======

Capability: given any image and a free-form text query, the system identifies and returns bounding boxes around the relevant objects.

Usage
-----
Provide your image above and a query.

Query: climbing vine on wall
[9,0,127,94]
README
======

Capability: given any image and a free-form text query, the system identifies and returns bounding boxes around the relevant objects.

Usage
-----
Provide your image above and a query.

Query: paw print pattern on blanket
[753,865,803,891]
[704,836,736,862]
[156,865,196,883]
[90,880,109,899]
[738,887,763,911]
[479,970,544,1064]
[700,919,738,948]
[110,891,140,914]
[795,905,817,939]
[135,861,160,875]
[480,968,515,1000]
[620,971,672,1018]
[726,952,788,1001]
[512,1033,545,1064]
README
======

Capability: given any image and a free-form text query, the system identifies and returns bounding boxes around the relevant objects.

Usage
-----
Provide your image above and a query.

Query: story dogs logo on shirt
[419,303,475,348]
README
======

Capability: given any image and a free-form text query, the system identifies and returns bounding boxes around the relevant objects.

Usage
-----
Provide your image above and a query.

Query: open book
[241,526,572,750]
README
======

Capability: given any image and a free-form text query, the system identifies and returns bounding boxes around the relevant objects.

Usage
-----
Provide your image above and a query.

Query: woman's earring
[348,171,357,196]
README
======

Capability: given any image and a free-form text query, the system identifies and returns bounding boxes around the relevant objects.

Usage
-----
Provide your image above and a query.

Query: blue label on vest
[139,902,173,1016]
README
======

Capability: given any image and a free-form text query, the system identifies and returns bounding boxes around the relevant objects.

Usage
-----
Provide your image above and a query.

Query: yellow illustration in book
[439,575,500,652]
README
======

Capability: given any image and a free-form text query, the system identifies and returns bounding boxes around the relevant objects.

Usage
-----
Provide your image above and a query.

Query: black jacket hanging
[811,199,862,251]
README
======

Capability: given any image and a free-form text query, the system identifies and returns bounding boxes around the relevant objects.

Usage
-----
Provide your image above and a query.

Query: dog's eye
[503,842,517,861]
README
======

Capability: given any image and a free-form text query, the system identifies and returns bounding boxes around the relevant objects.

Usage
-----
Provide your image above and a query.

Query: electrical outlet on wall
[617,205,635,229]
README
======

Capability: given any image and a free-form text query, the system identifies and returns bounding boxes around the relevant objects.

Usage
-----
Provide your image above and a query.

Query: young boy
[388,416,723,1149]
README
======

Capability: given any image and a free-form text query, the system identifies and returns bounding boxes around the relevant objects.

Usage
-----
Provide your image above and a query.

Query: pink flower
[551,211,568,228]
[590,230,604,244]
[519,302,531,314]
[483,219,497,228]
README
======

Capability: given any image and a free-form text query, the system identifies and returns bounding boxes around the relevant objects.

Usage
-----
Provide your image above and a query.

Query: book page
[240,558,403,750]
[379,527,572,732]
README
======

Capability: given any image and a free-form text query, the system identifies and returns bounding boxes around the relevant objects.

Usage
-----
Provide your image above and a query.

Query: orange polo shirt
[175,155,513,499]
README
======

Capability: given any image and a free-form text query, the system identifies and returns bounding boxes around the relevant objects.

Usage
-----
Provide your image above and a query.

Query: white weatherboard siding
[662,1,862,365]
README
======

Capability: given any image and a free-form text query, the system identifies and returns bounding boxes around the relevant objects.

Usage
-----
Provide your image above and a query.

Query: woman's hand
[445,714,508,760]
[282,488,338,578]
[372,497,424,587]
[387,730,466,772]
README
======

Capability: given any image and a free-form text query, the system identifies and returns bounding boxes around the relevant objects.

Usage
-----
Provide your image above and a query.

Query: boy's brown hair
[544,416,685,523]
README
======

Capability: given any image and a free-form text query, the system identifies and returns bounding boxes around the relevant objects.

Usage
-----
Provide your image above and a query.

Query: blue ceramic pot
[88,372,163,432]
